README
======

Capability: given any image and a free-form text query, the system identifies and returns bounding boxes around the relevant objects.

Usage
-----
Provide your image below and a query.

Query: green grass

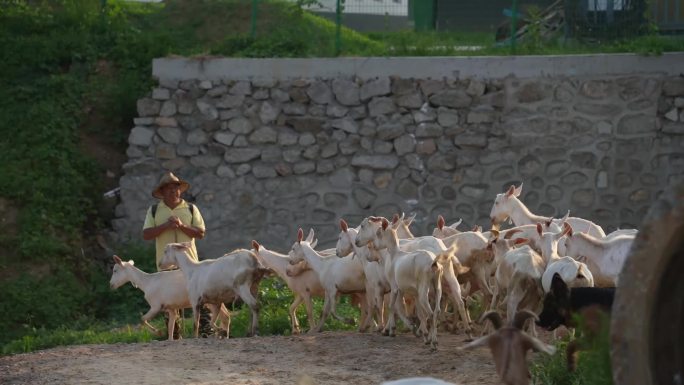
[1,323,158,355]
[1,275,361,355]
[531,313,613,385]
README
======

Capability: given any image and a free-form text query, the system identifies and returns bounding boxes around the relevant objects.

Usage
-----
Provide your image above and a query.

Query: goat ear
[382,218,390,231]
[458,335,492,351]
[311,238,318,249]
[514,182,523,197]
[551,273,570,298]
[251,240,260,251]
[505,184,516,197]
[450,218,463,230]
[437,215,445,230]
[521,333,557,355]
[340,219,348,232]
[306,228,315,243]
[113,255,122,265]
[514,238,529,246]
[504,228,522,239]
[536,222,544,236]
[297,228,304,243]
[490,229,500,240]
[563,222,574,237]
[392,213,400,224]
[455,264,471,275]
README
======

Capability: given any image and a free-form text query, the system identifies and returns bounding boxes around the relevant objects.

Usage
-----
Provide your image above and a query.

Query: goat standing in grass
[109,255,230,340]
[159,243,267,338]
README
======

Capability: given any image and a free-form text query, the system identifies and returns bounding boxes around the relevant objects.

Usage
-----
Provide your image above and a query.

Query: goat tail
[434,244,457,268]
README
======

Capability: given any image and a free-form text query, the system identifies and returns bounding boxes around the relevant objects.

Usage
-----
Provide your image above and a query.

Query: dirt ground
[0,330,513,385]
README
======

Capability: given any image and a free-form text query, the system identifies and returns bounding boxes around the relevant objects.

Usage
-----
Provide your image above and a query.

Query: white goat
[489,183,605,238]
[251,240,326,334]
[392,212,418,239]
[432,215,463,239]
[562,223,635,287]
[288,228,369,332]
[159,243,264,337]
[488,232,545,335]
[355,217,457,349]
[392,228,474,336]
[533,223,594,293]
[109,255,230,340]
[439,230,493,298]
[336,219,390,332]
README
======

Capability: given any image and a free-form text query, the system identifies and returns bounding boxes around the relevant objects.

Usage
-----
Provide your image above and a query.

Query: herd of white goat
[110,182,638,384]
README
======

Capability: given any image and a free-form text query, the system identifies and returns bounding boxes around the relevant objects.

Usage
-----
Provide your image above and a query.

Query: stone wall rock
[113,72,682,258]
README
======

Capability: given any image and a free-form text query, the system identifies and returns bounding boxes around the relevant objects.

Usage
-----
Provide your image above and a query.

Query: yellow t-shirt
[142,200,206,271]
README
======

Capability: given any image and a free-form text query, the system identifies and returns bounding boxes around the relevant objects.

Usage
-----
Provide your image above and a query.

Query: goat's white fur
[355,217,458,349]
[109,256,229,340]
[159,243,262,338]
[490,183,605,239]
[562,223,635,287]
[533,223,594,293]
[288,229,369,332]
[336,220,390,332]
[251,240,325,334]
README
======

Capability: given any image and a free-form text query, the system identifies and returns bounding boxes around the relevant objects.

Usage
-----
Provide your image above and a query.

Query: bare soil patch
[0,331,506,385]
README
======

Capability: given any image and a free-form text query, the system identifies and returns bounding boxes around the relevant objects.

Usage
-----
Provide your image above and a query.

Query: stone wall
[112,55,684,258]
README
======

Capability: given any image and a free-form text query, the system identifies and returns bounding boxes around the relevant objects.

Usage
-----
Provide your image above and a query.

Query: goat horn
[513,310,539,330]
[478,311,503,330]
[504,228,523,239]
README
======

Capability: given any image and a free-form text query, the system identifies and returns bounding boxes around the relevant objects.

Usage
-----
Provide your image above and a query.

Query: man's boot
[162,312,170,339]
[199,306,213,338]
[173,310,182,340]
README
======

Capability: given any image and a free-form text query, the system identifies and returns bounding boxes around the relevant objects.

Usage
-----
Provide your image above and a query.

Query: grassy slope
[0,0,384,350]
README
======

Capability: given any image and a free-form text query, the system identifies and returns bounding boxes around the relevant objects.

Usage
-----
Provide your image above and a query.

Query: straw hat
[152,172,190,199]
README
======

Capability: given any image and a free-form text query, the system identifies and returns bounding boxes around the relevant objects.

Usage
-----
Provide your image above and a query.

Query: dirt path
[0,331,503,385]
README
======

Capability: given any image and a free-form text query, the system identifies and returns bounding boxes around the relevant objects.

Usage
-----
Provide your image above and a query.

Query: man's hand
[167,216,182,229]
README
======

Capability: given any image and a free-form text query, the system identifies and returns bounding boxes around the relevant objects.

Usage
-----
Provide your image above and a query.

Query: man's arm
[177,223,205,239]
[165,215,205,240]
[142,219,176,240]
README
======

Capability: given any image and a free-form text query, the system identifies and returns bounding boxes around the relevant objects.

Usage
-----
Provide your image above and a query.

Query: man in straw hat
[143,171,205,268]
[142,171,211,337]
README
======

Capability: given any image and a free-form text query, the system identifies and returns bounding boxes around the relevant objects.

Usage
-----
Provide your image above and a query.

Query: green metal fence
[241,0,679,56]
[652,0,684,31]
